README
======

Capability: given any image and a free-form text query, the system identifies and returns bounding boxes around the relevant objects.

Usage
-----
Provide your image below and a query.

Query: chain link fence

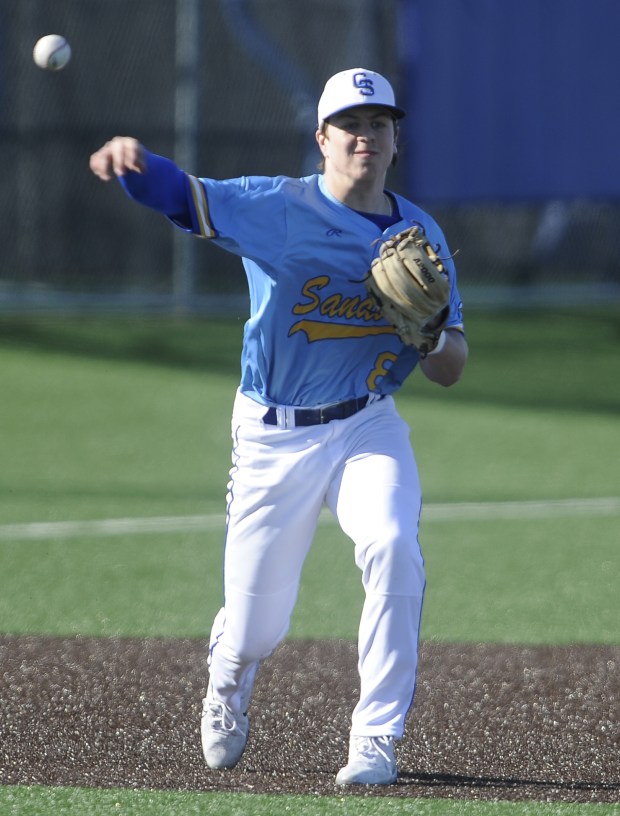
[1,0,618,313]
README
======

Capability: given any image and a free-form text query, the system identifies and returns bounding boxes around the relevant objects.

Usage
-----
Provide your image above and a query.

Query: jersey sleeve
[118,151,191,226]
[431,225,464,331]
[184,175,288,266]
[119,154,288,266]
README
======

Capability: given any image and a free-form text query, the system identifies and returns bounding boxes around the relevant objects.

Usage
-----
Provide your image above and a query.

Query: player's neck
[323,172,391,215]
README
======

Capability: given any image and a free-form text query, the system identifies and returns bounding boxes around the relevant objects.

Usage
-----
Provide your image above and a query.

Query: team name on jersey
[288,274,396,342]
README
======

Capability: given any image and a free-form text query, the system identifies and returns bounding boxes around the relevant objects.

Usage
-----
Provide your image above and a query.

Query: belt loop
[275,406,287,428]
[275,406,296,428]
[285,406,296,428]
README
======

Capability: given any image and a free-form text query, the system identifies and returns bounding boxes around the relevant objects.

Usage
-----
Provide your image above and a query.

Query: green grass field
[0,785,610,816]
[0,311,618,815]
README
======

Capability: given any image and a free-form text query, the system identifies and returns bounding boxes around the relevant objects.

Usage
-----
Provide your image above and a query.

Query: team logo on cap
[353,72,375,96]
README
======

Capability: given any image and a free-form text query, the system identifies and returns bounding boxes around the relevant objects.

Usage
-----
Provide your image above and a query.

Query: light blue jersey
[182,173,463,407]
[119,160,464,407]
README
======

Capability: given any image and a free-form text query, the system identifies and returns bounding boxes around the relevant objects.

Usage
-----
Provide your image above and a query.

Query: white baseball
[33,34,72,71]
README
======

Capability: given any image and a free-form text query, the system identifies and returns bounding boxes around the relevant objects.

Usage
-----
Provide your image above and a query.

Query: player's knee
[235,620,290,665]
[360,533,424,595]
[236,640,273,665]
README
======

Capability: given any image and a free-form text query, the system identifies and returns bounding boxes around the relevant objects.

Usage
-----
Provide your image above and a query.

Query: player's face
[317,106,397,184]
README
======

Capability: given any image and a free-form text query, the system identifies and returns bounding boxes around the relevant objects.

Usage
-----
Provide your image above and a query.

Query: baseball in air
[33,34,72,71]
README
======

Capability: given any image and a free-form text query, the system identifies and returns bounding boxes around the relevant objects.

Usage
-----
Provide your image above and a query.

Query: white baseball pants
[208,389,425,737]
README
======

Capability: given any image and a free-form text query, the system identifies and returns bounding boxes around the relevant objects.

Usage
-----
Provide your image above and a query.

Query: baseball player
[89,68,468,786]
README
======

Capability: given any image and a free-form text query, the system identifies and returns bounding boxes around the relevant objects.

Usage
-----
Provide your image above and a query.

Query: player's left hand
[366,225,451,357]
[89,136,146,181]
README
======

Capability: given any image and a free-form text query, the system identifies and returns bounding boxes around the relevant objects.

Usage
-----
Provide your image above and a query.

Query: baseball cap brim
[322,101,406,122]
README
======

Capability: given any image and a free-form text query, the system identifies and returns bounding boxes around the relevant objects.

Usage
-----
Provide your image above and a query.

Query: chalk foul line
[0,497,619,541]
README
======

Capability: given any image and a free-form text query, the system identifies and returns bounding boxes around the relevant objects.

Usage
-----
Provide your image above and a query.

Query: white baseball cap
[317,68,405,125]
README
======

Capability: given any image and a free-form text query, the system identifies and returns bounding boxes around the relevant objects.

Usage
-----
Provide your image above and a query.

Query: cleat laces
[206,700,245,734]
[352,735,393,765]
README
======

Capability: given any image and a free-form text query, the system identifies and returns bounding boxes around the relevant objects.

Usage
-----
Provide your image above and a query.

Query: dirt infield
[0,635,617,803]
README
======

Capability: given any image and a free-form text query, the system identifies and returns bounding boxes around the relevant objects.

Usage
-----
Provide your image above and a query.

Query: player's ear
[316,124,329,157]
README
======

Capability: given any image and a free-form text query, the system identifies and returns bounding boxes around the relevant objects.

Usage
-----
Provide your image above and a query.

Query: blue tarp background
[399,0,619,201]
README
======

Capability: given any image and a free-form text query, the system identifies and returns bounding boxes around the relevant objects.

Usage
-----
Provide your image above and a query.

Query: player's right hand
[89,136,146,181]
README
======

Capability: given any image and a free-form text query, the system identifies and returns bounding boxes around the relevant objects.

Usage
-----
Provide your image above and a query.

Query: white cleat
[335,735,397,786]
[201,690,249,770]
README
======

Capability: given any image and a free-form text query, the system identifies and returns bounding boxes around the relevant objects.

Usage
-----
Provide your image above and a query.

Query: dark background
[1,0,618,310]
